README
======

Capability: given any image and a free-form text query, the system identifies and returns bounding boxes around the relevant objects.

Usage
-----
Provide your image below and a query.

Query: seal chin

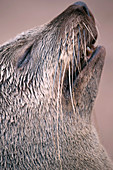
[71,45,105,117]
[62,34,105,117]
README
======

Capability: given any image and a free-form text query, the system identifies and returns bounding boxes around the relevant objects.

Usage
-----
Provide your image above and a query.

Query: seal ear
[17,44,33,69]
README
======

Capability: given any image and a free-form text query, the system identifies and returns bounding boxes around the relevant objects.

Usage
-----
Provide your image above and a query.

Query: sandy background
[0,0,113,161]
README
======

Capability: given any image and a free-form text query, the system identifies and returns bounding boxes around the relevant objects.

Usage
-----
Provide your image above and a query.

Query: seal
[0,1,113,169]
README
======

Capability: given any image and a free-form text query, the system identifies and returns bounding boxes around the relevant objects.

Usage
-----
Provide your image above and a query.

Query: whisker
[52,39,62,96]
[60,58,68,100]
[72,32,78,80]
[77,33,81,72]
[73,42,78,78]
[72,24,75,89]
[57,60,63,104]
[57,60,62,169]
[60,57,68,135]
[72,56,74,89]
[83,22,95,40]
[69,62,76,115]
[83,29,87,63]
[59,31,69,134]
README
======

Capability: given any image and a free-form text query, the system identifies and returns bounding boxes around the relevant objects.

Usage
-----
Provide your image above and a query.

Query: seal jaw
[74,46,105,116]
[62,45,105,118]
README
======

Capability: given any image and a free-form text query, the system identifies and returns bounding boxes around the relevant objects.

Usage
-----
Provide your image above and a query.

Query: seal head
[1,2,112,170]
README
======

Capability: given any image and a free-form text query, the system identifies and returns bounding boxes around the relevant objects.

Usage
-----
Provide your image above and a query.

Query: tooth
[87,46,93,54]
[87,46,91,51]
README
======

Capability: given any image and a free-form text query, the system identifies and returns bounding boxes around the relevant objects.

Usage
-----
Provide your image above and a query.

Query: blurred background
[0,0,113,161]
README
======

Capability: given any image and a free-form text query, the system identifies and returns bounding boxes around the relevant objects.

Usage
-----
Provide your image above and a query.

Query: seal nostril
[74,1,90,17]
[82,6,90,16]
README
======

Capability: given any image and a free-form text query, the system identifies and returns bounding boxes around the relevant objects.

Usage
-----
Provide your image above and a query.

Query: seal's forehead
[73,1,90,17]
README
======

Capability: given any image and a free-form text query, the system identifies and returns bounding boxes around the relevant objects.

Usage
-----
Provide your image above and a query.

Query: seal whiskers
[77,31,81,72]
[83,29,87,62]
[69,62,76,115]
[83,21,95,41]
[56,60,63,170]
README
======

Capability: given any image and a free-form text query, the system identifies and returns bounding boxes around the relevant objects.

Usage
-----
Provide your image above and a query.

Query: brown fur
[0,2,113,169]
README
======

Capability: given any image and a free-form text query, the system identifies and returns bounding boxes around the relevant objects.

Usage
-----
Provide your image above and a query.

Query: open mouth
[81,44,96,69]
[77,25,98,72]
[62,25,103,96]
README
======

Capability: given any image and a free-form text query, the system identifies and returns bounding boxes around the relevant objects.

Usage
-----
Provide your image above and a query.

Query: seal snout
[74,1,90,16]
